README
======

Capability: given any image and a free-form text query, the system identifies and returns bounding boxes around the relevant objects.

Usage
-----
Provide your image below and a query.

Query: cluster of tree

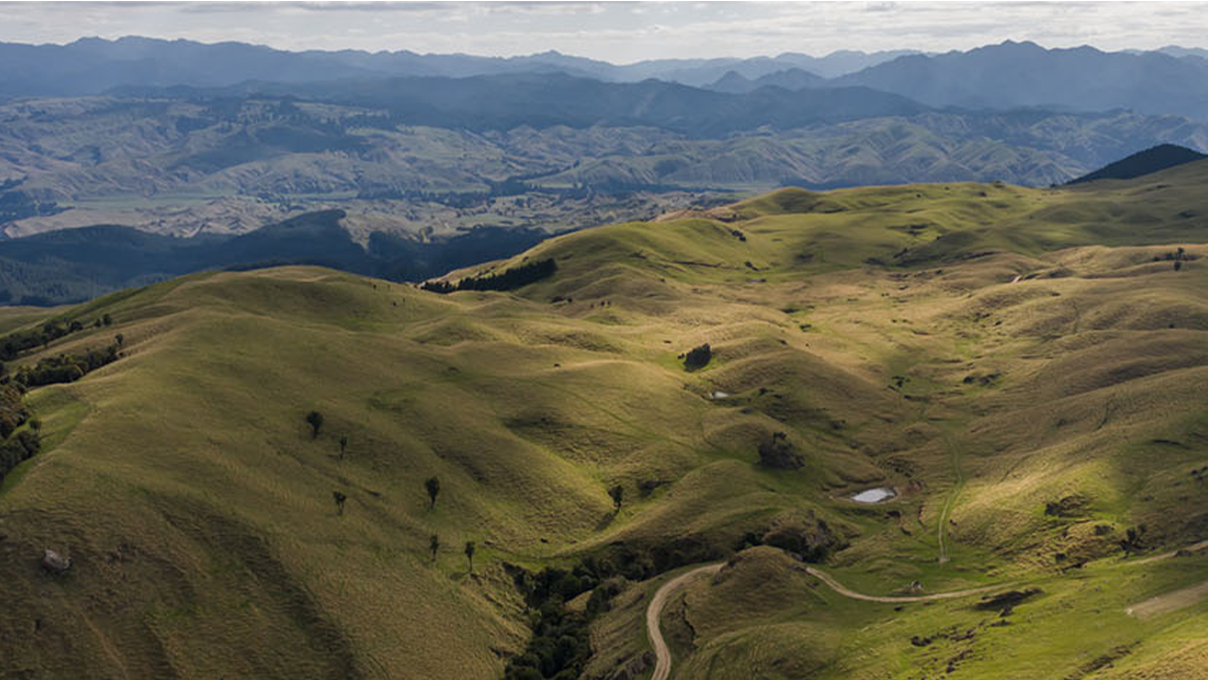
[1155,246,1192,271]
[0,314,111,361]
[420,258,556,294]
[737,511,847,563]
[682,343,712,370]
[1120,524,1148,556]
[503,562,624,680]
[0,428,40,485]
[0,382,30,439]
[12,343,120,388]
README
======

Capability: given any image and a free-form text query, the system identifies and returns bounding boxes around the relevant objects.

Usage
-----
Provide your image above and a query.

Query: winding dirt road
[645,562,997,680]
[802,565,1001,603]
[645,539,1208,679]
[647,564,723,680]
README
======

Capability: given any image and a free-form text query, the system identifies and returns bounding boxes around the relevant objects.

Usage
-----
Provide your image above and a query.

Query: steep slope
[1068,143,1208,184]
[1,164,1207,678]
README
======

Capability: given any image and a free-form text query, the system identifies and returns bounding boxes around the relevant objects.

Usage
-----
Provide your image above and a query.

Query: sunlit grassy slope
[2,161,1207,679]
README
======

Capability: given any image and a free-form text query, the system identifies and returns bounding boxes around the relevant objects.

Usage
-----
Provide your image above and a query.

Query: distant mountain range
[137,73,927,137]
[4,38,1208,120]
[0,36,915,98]
[833,41,1208,120]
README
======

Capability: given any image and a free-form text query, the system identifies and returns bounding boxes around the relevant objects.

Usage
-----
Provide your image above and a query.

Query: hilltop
[1068,143,1208,184]
[0,160,1206,678]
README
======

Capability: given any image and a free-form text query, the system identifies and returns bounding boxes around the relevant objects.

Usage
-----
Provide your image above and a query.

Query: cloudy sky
[2,1,1207,62]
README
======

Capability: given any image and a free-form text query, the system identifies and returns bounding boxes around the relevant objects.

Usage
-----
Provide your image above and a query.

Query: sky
[1,1,1207,63]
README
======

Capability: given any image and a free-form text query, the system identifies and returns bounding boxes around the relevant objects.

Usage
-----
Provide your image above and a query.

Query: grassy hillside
[2,161,1207,679]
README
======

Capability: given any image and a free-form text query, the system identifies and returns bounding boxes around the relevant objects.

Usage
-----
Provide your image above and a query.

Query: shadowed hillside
[1068,143,1208,184]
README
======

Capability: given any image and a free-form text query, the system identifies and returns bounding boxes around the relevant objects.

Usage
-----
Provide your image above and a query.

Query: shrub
[0,384,30,438]
[14,345,120,388]
[683,343,712,370]
[0,430,41,484]
[305,411,324,438]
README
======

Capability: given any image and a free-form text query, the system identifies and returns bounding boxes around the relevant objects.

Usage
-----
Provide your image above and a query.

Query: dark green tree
[305,411,324,438]
[683,343,712,370]
[608,484,624,511]
[115,333,124,347]
[339,435,348,460]
[464,540,476,573]
[332,490,347,516]
[429,534,440,562]
[425,476,441,509]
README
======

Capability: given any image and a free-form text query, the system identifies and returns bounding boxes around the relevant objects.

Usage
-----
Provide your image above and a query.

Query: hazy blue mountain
[118,73,930,136]
[835,40,1208,120]
[0,37,911,99]
[772,49,923,78]
[9,37,1208,123]
[1067,143,1208,184]
[1154,46,1208,60]
[707,68,827,94]
[707,71,761,94]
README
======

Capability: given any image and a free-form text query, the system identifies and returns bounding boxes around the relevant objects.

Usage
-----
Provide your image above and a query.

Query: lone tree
[115,333,124,347]
[429,534,440,562]
[332,490,347,516]
[339,435,348,460]
[608,484,624,511]
[1120,524,1147,556]
[306,411,324,439]
[425,476,441,509]
[683,343,712,370]
[464,541,476,574]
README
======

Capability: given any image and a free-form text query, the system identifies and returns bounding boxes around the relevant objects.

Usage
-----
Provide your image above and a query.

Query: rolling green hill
[1,161,1207,679]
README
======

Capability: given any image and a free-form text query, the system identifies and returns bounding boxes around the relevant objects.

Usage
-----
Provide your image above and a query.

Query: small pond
[851,487,897,504]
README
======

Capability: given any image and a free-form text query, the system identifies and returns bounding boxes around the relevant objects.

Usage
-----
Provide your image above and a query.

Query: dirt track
[645,562,997,680]
[646,538,1208,679]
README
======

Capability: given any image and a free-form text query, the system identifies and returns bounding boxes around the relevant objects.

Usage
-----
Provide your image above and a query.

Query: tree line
[0,314,113,361]
[421,258,556,294]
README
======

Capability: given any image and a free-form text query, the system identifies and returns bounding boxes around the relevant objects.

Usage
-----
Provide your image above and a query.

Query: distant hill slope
[0,211,549,305]
[1068,143,1208,184]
